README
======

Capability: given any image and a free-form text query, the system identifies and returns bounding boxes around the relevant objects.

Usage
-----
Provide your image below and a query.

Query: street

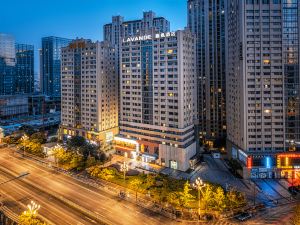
[0,148,177,225]
[0,147,298,225]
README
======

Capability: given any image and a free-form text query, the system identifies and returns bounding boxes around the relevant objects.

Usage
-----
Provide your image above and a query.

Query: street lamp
[120,161,129,181]
[23,200,40,217]
[21,134,29,156]
[192,177,206,220]
[0,172,29,186]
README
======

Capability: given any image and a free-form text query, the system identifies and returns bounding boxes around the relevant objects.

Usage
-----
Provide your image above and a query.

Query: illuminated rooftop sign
[122,32,176,43]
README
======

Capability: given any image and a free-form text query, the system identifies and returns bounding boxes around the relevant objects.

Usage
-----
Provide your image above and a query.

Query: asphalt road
[0,148,177,225]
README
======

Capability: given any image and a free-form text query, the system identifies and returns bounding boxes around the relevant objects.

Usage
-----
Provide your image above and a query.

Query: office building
[115,30,197,171]
[226,0,300,178]
[59,39,118,148]
[15,44,34,94]
[0,33,16,95]
[0,95,28,120]
[187,0,227,146]
[0,33,15,66]
[41,36,72,97]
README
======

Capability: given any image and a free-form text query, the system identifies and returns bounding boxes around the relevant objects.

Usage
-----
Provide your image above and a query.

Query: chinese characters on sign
[122,32,176,43]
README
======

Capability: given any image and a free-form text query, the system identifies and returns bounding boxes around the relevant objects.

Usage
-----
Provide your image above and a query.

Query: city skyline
[0,0,187,74]
[0,0,300,224]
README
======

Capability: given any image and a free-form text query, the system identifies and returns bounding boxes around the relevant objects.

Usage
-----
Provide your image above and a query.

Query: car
[288,186,299,195]
[236,212,252,221]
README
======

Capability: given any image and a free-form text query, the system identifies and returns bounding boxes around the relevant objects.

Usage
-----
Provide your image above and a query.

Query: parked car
[236,212,252,221]
[288,186,299,195]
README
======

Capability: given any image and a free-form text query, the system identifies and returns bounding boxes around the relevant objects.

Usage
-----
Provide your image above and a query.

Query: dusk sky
[0,0,187,75]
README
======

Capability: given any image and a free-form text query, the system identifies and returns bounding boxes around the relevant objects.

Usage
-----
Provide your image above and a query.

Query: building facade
[226,0,300,178]
[0,33,16,95]
[115,30,197,171]
[59,39,118,149]
[41,36,72,97]
[104,11,170,122]
[104,11,170,49]
[187,0,227,146]
[15,44,34,94]
[0,95,28,120]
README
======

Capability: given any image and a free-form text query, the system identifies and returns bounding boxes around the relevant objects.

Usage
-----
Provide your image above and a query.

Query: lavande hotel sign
[122,32,176,43]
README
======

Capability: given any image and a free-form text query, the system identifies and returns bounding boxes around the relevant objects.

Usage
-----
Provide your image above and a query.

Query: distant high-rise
[60,39,118,149]
[226,0,300,177]
[0,33,15,66]
[15,43,34,94]
[187,0,227,147]
[41,36,72,97]
[0,33,15,95]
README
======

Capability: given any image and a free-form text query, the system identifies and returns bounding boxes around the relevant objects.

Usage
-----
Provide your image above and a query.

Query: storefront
[276,153,300,180]
[113,136,139,159]
[141,153,157,163]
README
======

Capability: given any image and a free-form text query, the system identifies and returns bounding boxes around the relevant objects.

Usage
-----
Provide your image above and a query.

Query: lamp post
[192,177,206,220]
[53,144,62,166]
[23,200,40,217]
[21,134,29,156]
[120,161,129,181]
[0,172,29,186]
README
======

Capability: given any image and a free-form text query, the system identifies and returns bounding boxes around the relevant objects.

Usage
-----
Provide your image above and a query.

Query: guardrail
[0,205,18,224]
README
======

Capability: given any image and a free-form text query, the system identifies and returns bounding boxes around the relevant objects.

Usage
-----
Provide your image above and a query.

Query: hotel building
[115,30,198,171]
[104,11,170,51]
[227,0,300,178]
[59,39,118,149]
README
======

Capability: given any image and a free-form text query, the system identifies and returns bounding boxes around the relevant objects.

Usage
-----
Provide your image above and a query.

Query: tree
[214,187,226,211]
[69,153,84,170]
[19,201,46,225]
[293,204,300,225]
[99,152,107,163]
[28,140,43,156]
[200,184,214,212]
[87,166,116,181]
[145,174,156,190]
[167,192,181,208]
[226,188,246,210]
[87,165,101,177]
[19,214,46,225]
[129,177,143,201]
[52,147,72,165]
[79,143,98,160]
[86,155,97,167]
[98,168,115,180]
[67,136,86,150]
[31,132,47,144]
[179,181,195,208]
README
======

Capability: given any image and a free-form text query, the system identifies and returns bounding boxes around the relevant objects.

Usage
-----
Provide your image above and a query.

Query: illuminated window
[264,109,271,114]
